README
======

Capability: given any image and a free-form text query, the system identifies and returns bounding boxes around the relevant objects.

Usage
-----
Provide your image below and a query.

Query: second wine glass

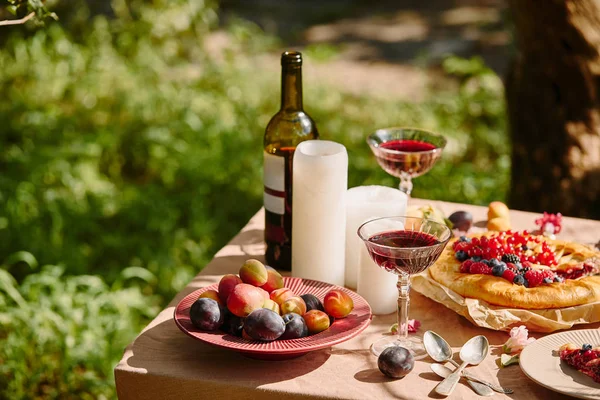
[357,216,452,358]
[367,128,446,196]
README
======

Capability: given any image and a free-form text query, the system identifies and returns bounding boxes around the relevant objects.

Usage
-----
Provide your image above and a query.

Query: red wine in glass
[376,139,440,177]
[367,129,446,195]
[366,230,444,275]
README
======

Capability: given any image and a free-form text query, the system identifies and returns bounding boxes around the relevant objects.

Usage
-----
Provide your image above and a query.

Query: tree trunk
[506,0,600,219]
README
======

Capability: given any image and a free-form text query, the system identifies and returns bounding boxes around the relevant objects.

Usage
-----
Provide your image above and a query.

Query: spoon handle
[449,360,512,394]
[435,362,466,396]
[463,371,514,394]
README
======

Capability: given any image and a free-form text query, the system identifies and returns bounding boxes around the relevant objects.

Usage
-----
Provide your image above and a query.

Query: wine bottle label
[263,152,285,215]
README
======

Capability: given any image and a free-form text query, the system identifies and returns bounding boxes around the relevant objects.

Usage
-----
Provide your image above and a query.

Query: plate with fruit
[174,260,372,360]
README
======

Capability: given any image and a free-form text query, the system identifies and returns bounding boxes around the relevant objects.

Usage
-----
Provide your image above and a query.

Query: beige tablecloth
[115,199,600,400]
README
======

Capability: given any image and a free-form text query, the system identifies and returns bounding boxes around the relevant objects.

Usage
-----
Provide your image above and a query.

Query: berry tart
[428,231,600,309]
[559,343,600,383]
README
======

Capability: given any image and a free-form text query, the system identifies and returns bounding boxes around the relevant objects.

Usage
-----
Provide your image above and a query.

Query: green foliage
[0,0,508,397]
[1,0,57,25]
[0,259,159,399]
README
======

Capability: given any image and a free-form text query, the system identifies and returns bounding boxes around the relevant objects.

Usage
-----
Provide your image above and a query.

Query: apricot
[270,287,295,306]
[239,259,268,287]
[487,217,511,232]
[488,201,510,221]
[218,274,243,303]
[280,296,307,316]
[262,299,280,314]
[261,267,284,293]
[198,289,222,305]
[227,283,265,317]
[303,310,330,334]
[323,290,354,318]
[256,286,270,302]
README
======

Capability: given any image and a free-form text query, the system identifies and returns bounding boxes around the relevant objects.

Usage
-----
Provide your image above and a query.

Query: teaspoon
[435,335,489,396]
[424,331,513,394]
[424,331,493,396]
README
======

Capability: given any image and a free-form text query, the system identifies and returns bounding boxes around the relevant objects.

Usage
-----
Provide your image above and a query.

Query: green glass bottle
[263,51,319,271]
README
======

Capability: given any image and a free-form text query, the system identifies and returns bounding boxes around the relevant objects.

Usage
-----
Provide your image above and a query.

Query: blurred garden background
[1,0,512,398]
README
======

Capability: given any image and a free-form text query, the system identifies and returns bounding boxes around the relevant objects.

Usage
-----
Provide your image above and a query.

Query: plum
[303,310,330,334]
[280,313,308,340]
[243,308,285,341]
[300,293,324,312]
[449,211,473,232]
[222,311,244,337]
[218,274,243,303]
[378,346,414,379]
[323,290,353,318]
[239,259,268,287]
[189,298,224,331]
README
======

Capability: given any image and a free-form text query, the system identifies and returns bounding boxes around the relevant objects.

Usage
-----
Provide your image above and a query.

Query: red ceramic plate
[174,277,372,360]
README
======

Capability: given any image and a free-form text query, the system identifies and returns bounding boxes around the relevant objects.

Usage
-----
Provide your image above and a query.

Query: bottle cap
[281,51,302,65]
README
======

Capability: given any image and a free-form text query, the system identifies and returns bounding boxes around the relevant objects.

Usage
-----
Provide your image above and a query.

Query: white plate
[520,329,600,399]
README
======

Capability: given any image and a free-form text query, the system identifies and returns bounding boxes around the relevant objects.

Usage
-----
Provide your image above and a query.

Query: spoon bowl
[459,335,489,365]
[423,331,453,363]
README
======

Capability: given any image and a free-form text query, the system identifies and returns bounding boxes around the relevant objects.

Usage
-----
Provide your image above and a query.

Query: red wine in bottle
[264,51,319,271]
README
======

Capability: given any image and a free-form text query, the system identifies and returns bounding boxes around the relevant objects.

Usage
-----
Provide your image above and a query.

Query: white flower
[502,325,535,354]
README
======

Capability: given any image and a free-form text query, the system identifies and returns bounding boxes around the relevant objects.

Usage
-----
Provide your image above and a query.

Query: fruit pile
[188,259,354,341]
[453,232,564,288]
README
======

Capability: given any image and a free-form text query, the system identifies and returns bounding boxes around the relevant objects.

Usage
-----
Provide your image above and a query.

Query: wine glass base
[370,336,428,360]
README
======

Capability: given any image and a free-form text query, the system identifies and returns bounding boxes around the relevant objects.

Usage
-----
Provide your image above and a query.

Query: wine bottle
[263,51,319,271]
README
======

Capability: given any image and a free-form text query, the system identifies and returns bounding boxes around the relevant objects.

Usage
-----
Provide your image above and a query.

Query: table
[114,199,600,399]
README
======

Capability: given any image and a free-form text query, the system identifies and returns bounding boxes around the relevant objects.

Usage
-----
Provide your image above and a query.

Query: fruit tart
[559,343,600,383]
[428,231,600,309]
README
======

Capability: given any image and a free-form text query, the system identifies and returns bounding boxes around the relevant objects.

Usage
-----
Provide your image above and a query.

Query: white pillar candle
[347,186,407,314]
[292,140,348,286]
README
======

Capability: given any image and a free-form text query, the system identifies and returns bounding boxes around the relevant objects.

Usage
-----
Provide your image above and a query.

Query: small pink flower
[390,319,421,334]
[502,325,535,354]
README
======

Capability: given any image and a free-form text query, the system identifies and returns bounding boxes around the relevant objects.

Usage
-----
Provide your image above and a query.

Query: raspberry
[524,270,544,287]
[502,253,521,264]
[541,270,555,280]
[454,241,470,252]
[506,262,519,271]
[460,260,472,273]
[469,262,492,275]
[502,269,517,282]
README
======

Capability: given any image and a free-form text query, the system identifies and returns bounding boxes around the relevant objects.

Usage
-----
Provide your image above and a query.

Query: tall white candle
[346,186,407,314]
[292,140,348,286]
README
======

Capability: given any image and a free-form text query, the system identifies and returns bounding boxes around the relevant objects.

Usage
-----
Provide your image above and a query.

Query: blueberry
[523,278,529,288]
[470,256,482,262]
[513,275,526,286]
[543,277,553,284]
[481,259,492,266]
[489,259,502,268]
[455,250,468,262]
[554,276,563,283]
[582,344,593,351]
[492,264,506,277]
[459,236,471,243]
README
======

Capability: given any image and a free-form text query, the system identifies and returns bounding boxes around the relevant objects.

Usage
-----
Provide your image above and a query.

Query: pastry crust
[428,234,600,309]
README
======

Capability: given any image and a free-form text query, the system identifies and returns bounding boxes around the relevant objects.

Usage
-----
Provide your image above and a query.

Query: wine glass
[357,216,451,358]
[367,128,446,196]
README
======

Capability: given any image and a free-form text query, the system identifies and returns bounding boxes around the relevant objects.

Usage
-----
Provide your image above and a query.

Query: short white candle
[346,186,407,314]
[291,140,348,286]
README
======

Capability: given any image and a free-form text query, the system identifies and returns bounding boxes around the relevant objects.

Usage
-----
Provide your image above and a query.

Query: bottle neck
[280,64,303,111]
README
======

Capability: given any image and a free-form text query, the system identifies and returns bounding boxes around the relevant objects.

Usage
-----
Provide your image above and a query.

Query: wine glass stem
[396,273,410,342]
[399,172,413,196]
